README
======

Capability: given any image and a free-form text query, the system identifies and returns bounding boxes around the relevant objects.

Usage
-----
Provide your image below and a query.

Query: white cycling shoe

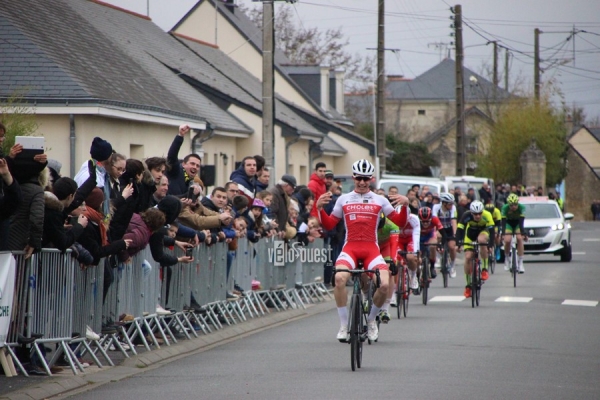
[367,320,378,341]
[337,325,349,342]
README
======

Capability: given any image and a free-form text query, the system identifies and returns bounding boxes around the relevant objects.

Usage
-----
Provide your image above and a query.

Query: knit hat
[157,195,182,225]
[85,187,105,211]
[251,198,265,209]
[47,159,62,176]
[90,137,113,162]
[281,174,297,188]
[325,170,334,177]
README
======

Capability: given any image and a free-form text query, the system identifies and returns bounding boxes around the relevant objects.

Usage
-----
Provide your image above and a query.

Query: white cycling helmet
[440,193,455,203]
[351,159,375,177]
[470,200,484,213]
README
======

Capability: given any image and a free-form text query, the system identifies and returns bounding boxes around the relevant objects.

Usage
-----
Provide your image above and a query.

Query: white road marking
[572,252,586,255]
[562,300,598,307]
[495,296,533,303]
[582,238,600,242]
[429,296,466,302]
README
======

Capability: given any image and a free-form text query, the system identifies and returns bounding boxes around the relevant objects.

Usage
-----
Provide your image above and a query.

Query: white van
[378,174,449,197]
[444,175,494,201]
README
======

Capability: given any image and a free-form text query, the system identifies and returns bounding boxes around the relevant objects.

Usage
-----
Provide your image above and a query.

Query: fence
[1,238,331,377]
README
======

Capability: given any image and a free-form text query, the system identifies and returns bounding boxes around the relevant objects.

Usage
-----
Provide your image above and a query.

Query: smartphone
[187,186,199,202]
[185,247,193,257]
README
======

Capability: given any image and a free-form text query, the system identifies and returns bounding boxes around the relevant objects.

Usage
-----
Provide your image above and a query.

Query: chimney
[320,65,330,112]
[332,68,345,115]
[223,0,236,13]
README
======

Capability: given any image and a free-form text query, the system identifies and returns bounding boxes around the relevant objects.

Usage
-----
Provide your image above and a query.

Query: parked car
[444,175,495,201]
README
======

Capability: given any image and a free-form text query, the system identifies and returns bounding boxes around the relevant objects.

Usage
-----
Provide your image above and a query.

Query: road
[68,222,600,400]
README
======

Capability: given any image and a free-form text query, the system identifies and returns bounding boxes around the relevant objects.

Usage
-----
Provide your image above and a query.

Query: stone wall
[565,146,600,221]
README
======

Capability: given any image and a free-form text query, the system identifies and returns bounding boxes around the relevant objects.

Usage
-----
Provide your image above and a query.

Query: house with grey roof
[1,0,373,185]
[565,125,600,220]
[171,0,373,180]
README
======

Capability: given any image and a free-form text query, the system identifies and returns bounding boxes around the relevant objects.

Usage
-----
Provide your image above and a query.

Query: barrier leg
[5,345,28,376]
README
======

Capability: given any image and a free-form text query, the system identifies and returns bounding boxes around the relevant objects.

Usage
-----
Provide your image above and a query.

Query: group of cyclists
[316,159,528,343]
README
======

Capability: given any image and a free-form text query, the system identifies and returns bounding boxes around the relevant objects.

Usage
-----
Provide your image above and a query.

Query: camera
[185,247,193,257]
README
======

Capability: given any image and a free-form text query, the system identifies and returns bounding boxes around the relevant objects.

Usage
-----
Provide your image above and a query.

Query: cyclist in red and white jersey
[396,212,421,292]
[418,207,447,281]
[316,159,409,342]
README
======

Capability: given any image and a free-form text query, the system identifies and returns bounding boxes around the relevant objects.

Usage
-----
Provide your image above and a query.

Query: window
[417,109,426,115]
[466,136,478,154]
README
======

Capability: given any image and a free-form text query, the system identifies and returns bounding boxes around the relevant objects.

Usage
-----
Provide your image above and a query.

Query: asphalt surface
[2,222,599,400]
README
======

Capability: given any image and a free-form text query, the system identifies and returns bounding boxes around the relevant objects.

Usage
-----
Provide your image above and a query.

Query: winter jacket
[118,213,152,261]
[178,202,221,231]
[229,164,256,202]
[6,180,45,252]
[77,222,127,266]
[307,173,326,217]
[41,192,85,251]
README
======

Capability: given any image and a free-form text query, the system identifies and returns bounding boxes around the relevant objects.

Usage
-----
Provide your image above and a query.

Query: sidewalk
[0,299,333,400]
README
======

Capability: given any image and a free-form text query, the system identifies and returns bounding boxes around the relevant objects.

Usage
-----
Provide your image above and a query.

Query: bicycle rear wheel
[421,257,429,305]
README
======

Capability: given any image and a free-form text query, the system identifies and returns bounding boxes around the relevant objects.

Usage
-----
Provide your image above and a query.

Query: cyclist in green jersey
[501,194,528,273]
[377,216,399,322]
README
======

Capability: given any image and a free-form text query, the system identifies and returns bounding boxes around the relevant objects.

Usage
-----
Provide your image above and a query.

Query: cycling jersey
[501,203,526,234]
[319,191,409,270]
[420,215,445,244]
[378,218,399,245]
[397,213,420,254]
[456,210,495,245]
[431,203,457,229]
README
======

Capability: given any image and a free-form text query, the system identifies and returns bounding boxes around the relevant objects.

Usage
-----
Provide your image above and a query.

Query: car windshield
[523,203,561,219]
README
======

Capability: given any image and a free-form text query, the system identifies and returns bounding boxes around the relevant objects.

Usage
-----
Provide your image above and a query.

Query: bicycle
[396,251,418,319]
[333,263,381,371]
[468,242,484,308]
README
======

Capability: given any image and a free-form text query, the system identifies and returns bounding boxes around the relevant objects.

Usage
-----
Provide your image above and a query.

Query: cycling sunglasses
[353,176,372,182]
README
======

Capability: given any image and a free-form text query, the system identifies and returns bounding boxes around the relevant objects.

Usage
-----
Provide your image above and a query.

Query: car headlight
[551,223,564,231]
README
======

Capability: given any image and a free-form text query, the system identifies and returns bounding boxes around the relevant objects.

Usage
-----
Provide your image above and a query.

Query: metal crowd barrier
[2,236,333,378]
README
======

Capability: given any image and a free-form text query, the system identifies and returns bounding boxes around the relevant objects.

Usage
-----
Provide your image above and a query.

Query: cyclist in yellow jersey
[456,201,495,298]
[484,199,502,248]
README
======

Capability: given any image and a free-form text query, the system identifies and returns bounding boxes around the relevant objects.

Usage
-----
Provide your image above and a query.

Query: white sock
[368,304,381,322]
[338,307,348,326]
[382,300,390,312]
[450,260,455,269]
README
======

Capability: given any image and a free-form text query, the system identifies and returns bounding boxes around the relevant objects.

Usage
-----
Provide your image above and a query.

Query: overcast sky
[105,0,600,121]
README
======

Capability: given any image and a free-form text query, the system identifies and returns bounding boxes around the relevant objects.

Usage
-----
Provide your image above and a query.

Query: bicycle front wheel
[402,268,409,317]
[421,258,429,305]
[489,253,496,274]
[471,259,477,308]
[441,246,449,288]
[349,294,359,371]
[511,248,517,288]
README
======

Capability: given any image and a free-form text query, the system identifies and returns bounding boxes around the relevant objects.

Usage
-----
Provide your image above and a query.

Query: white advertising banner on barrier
[0,252,16,347]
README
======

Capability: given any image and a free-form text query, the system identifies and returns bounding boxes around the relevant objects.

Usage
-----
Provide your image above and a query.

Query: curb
[0,299,333,400]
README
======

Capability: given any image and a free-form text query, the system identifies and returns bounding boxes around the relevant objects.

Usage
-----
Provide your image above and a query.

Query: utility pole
[376,0,386,178]
[504,48,510,92]
[491,40,498,100]
[534,28,541,101]
[452,4,466,176]
[262,0,275,181]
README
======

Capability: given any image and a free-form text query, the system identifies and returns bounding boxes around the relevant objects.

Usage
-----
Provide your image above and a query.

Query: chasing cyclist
[501,194,528,273]
[395,210,421,295]
[417,207,447,281]
[456,201,495,298]
[316,159,409,342]
[431,193,458,278]
[377,215,399,323]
